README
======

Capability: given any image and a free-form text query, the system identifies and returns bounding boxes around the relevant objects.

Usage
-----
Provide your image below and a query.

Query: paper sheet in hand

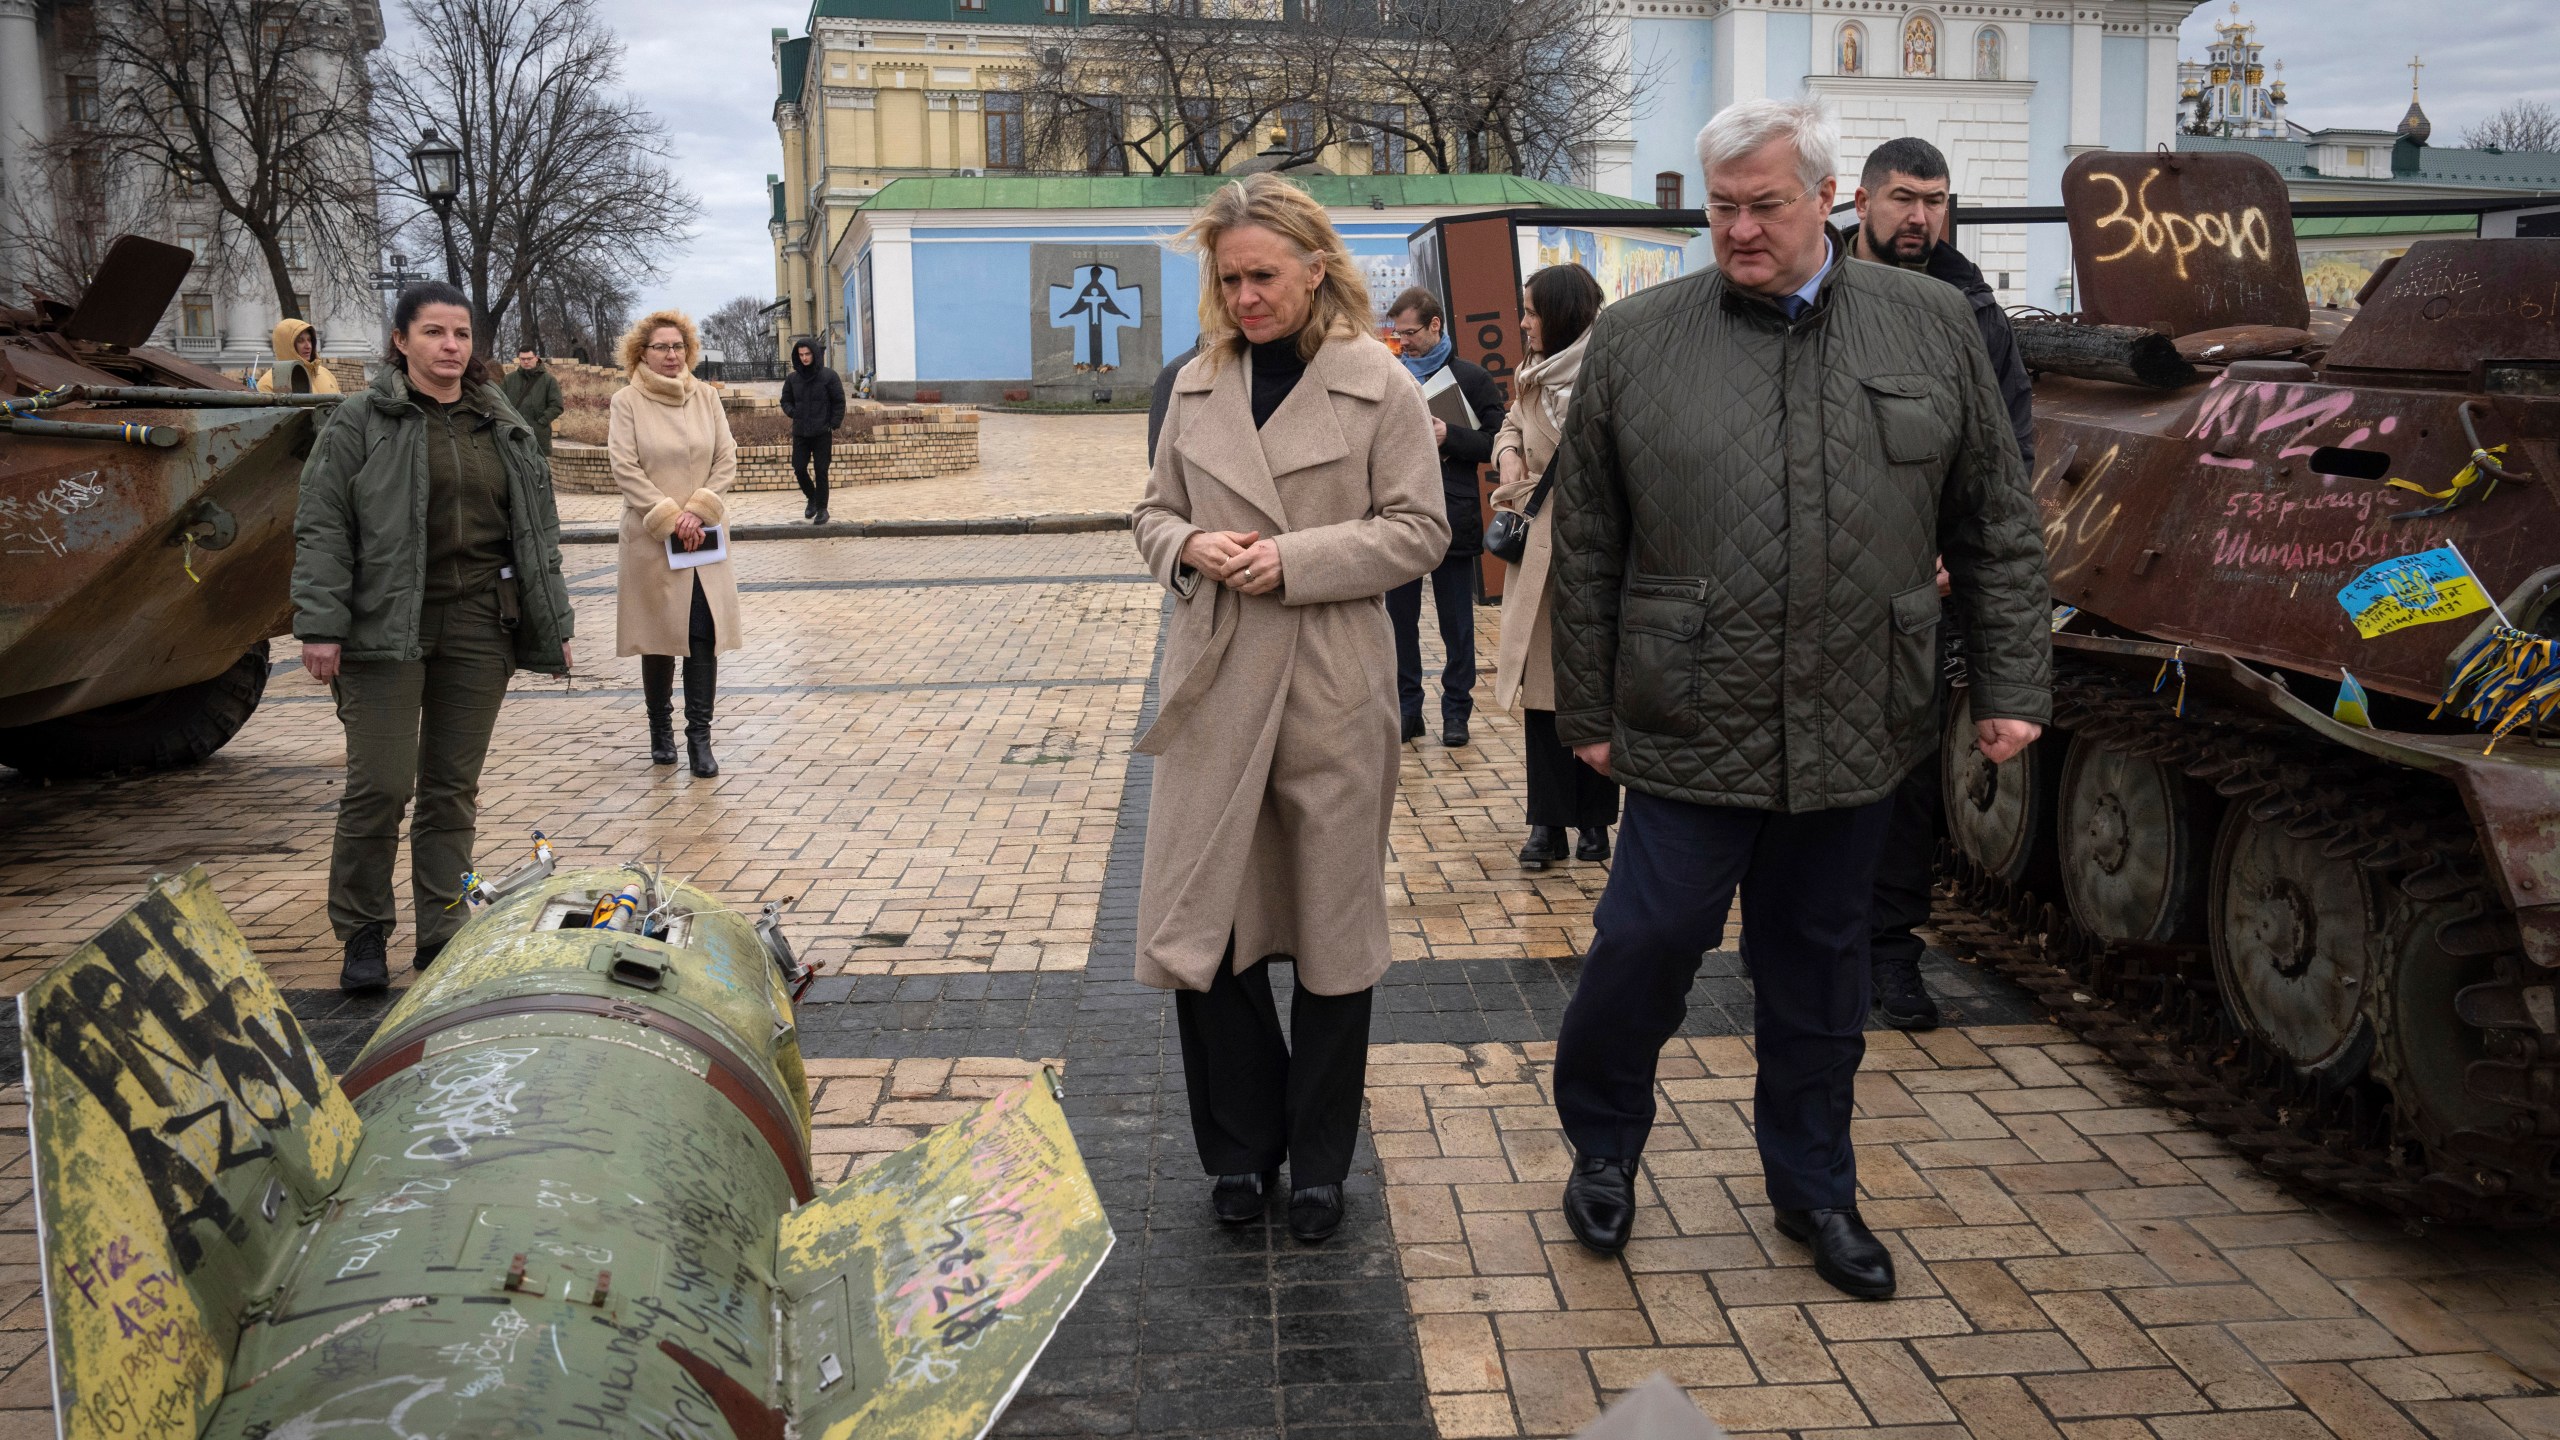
[1420,367,1477,432]
[667,524,729,570]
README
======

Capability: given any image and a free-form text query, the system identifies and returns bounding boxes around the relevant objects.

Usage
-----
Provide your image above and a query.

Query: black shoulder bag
[1483,463,1555,565]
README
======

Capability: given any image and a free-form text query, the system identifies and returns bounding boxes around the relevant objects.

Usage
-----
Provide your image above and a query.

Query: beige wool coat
[1487,335,1586,715]
[1131,335,1450,995]
[610,365,742,657]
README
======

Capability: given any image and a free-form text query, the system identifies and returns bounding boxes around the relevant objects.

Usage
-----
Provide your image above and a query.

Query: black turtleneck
[1248,333,1308,429]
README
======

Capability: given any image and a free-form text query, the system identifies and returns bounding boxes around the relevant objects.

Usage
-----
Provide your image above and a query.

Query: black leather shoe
[811,510,828,526]
[1288,1184,1344,1242]
[1212,1170,1277,1225]
[1442,720,1470,748]
[804,498,817,519]
[1517,826,1568,871]
[1872,955,1941,1031]
[1401,713,1426,743]
[1576,827,1611,863]
[1562,1153,1638,1255]
[1774,1207,1896,1299]
[339,923,390,994]
[414,939,445,973]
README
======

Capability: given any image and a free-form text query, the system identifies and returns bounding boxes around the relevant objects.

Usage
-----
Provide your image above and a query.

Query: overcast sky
[383,0,2540,325]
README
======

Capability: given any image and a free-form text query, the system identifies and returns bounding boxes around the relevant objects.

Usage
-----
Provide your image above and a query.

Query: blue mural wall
[884,219,1433,383]
[1766,11,1812,98]
[2101,35,2148,152]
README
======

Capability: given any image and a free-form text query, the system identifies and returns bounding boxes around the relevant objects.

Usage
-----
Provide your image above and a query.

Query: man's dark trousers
[1387,552,1476,731]
[1554,786,1894,1209]
[791,434,832,511]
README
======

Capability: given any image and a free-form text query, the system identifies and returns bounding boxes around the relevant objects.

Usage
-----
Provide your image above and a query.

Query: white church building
[1590,1,2201,314]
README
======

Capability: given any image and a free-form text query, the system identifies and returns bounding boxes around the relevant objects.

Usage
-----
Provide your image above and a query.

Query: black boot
[1288,1184,1345,1242]
[340,922,390,994]
[642,655,678,765]
[683,652,720,777]
[1212,1169,1277,1225]
[1517,826,1568,871]
[1576,827,1611,863]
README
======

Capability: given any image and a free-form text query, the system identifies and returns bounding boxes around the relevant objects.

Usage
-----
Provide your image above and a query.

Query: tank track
[1926,653,2560,1228]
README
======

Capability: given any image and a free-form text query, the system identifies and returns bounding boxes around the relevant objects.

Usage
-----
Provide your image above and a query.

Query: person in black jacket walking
[1849,136,2040,1033]
[779,339,846,524]
[1385,287,1506,746]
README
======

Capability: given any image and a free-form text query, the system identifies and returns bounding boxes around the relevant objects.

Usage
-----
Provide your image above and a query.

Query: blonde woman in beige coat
[1134,174,1448,1242]
[1490,264,1618,871]
[610,309,741,777]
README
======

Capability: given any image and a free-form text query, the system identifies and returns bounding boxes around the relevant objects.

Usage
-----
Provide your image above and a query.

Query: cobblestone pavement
[1,529,2557,1438]
[552,409,1148,529]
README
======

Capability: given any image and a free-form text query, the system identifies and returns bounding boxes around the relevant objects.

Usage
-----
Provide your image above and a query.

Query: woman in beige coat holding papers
[611,308,741,777]
[1134,174,1447,1243]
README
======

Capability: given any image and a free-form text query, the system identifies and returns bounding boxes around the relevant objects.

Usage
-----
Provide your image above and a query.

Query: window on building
[1837,21,1865,75]
[1046,0,1068,14]
[1655,171,1682,208]
[180,295,215,339]
[64,75,100,126]
[1181,100,1220,171]
[1973,26,2002,81]
[279,223,310,271]
[1279,100,1315,158]
[1369,105,1407,174]
[175,221,209,260]
[2346,146,2370,167]
[960,0,984,12]
[985,92,1024,169]
[1082,97,1126,173]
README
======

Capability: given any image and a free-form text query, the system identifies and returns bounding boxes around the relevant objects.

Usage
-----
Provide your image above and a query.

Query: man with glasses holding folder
[1385,287,1507,747]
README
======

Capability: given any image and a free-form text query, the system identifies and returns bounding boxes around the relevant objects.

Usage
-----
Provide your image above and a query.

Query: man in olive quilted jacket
[1542,99,2052,1300]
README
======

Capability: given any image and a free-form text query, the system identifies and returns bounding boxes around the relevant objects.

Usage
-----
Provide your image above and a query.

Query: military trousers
[326,587,517,948]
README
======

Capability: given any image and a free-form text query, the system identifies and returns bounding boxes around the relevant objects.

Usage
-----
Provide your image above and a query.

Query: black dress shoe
[1401,713,1426,743]
[1212,1170,1277,1224]
[414,939,445,973]
[1517,826,1568,871]
[1774,1207,1896,1299]
[1442,720,1470,747]
[1288,1184,1344,1242]
[804,498,817,519]
[1562,1153,1638,1255]
[339,922,390,994]
[1576,827,1611,862]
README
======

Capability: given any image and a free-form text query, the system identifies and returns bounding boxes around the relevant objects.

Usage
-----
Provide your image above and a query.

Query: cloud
[2181,1,2559,142]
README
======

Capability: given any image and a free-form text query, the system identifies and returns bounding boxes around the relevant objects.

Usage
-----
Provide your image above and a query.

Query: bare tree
[1022,0,1312,175]
[77,0,380,320]
[523,247,633,363]
[1313,0,1652,179]
[0,141,178,303]
[373,0,696,354]
[2462,100,2560,153]
[700,294,775,367]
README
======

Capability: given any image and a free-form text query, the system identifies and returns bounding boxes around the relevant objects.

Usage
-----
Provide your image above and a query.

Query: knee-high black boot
[641,655,677,765]
[682,650,719,777]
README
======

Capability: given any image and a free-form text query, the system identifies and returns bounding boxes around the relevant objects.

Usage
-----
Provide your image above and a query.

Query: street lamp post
[407,125,463,287]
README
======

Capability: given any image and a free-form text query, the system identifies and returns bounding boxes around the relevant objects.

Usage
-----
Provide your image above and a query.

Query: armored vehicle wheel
[2208,803,2376,1082]
[0,642,269,779]
[2058,740,2213,943]
[1941,688,2060,889]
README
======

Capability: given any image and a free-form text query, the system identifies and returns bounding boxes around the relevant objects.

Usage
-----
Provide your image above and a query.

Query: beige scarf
[630,363,695,408]
[1514,332,1588,432]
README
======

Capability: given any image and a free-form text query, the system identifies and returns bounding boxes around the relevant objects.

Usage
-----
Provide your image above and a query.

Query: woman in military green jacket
[290,281,577,995]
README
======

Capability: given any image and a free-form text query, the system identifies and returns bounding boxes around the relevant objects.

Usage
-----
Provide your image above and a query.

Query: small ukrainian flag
[2336,545,2491,640]
[2333,670,2373,728]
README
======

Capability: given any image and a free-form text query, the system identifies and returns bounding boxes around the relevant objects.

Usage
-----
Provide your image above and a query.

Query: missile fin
[776,1075,1113,1440]
[20,868,361,1440]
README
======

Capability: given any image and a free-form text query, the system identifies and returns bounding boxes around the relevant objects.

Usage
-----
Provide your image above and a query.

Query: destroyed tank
[1933,151,2560,1225]
[0,235,335,778]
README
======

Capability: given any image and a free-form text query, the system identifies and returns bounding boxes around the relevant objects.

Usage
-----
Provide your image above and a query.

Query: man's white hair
[1694,99,1839,192]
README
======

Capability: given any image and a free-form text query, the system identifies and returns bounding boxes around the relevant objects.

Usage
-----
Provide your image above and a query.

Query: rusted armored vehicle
[1935,151,2560,1224]
[0,236,334,777]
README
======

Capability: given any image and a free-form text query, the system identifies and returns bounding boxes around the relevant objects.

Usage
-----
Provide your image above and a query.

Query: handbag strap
[1520,465,1559,519]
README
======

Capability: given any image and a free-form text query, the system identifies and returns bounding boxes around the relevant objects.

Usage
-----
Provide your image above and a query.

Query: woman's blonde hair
[1176,174,1374,369]
[617,308,700,375]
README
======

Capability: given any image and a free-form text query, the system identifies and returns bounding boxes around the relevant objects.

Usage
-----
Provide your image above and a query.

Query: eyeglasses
[643,342,687,354]
[1703,187,1816,227]
[1391,324,1433,342]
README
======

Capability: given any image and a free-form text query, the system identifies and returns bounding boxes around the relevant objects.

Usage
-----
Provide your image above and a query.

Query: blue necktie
[1780,295,1809,321]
